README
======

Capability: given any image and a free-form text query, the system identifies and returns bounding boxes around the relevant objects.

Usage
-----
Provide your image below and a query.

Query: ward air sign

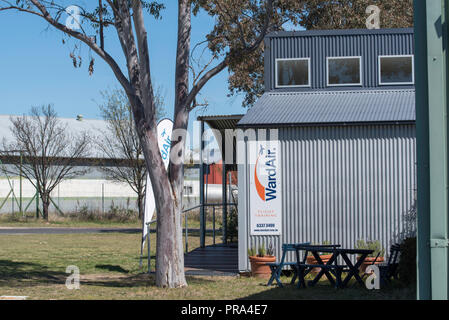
[250,140,282,236]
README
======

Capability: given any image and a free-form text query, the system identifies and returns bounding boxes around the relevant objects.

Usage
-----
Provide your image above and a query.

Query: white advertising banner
[249,140,282,236]
[141,118,173,252]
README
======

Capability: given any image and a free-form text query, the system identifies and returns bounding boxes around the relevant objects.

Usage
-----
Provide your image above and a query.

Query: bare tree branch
[3,105,90,220]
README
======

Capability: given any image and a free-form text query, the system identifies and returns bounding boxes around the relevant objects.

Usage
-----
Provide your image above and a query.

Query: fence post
[185,212,188,253]
[19,152,23,216]
[102,183,105,215]
[12,180,14,215]
[213,206,216,246]
[36,188,39,219]
[147,223,151,273]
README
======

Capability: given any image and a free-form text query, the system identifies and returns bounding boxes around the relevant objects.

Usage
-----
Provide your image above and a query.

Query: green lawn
[0,232,416,300]
[0,212,206,230]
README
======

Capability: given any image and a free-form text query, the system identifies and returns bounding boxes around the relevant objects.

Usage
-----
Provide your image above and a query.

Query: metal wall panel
[265,29,415,91]
[238,124,416,271]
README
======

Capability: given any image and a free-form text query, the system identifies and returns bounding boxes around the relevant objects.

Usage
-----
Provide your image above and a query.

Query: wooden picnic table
[293,244,374,289]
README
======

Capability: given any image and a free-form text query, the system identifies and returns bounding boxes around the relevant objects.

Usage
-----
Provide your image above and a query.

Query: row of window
[275,55,415,88]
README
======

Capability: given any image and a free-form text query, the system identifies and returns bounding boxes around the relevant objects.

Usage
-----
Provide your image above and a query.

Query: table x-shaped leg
[307,251,338,287]
[341,253,368,288]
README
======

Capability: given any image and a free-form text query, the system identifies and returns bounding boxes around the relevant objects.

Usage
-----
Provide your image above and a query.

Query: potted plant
[306,241,333,273]
[248,243,276,279]
[355,240,385,273]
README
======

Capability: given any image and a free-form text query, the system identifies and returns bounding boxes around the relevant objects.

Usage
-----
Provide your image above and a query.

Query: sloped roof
[237,89,416,128]
[197,114,243,131]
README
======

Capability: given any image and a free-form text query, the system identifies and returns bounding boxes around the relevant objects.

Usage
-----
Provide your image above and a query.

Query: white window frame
[378,55,415,86]
[275,58,311,88]
[326,56,363,87]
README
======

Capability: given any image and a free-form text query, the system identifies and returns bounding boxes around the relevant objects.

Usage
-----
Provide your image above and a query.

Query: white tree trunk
[141,128,187,288]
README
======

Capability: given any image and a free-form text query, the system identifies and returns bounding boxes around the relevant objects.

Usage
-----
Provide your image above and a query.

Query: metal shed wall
[264,28,415,92]
[238,124,416,272]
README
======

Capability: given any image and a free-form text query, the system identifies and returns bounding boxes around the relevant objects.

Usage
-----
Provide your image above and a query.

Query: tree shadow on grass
[80,273,218,289]
[0,260,67,288]
[239,281,416,300]
[95,265,130,274]
[0,259,227,291]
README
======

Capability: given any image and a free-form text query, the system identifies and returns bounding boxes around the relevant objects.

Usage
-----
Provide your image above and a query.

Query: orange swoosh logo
[255,157,265,201]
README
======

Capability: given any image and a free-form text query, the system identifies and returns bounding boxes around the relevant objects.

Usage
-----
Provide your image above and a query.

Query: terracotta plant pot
[306,254,333,273]
[359,256,385,273]
[249,256,276,279]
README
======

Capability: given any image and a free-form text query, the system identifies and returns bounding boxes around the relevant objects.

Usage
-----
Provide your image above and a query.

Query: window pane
[328,57,361,85]
[380,56,413,84]
[276,59,309,87]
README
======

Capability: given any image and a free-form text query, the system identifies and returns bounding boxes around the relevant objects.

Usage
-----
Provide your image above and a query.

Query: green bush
[247,247,256,257]
[225,207,238,243]
[258,243,266,257]
[248,243,274,258]
[398,237,416,286]
[267,242,274,256]
[355,240,385,257]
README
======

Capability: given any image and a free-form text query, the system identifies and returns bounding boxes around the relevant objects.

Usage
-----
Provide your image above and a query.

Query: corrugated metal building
[237,28,416,272]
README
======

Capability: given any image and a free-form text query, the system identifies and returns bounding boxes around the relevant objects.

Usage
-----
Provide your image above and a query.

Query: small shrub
[68,202,138,223]
[267,242,274,256]
[257,243,266,257]
[225,207,238,243]
[398,237,416,286]
[307,241,332,256]
[248,243,274,258]
[356,239,385,258]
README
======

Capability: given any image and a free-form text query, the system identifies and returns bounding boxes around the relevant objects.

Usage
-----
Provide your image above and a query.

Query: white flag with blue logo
[141,119,173,254]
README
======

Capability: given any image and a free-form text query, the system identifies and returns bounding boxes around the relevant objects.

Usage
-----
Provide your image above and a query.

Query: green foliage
[247,242,272,257]
[307,241,332,256]
[267,242,274,256]
[257,243,266,257]
[355,240,385,258]
[225,207,238,243]
[139,1,165,19]
[299,0,413,30]
[398,237,416,286]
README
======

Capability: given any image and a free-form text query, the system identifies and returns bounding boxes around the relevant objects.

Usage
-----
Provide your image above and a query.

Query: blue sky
[0,1,262,131]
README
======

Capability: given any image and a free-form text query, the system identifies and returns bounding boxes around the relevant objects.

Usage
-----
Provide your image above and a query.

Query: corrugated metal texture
[197,115,243,131]
[238,90,415,127]
[238,124,416,271]
[265,28,414,91]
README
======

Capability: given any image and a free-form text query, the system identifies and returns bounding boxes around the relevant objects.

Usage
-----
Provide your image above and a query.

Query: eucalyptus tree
[0,0,304,288]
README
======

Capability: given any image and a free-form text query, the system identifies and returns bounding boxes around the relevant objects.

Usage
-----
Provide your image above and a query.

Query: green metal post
[199,120,206,248]
[415,0,449,300]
